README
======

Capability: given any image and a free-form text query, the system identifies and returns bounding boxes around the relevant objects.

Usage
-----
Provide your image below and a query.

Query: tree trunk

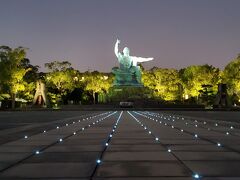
[11,93,16,109]
[93,92,95,104]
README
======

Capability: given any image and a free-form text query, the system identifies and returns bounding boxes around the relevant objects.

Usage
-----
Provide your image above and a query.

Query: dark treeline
[0,46,240,108]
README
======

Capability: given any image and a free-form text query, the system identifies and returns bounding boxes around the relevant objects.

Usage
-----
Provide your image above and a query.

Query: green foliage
[222,55,240,95]
[18,82,36,102]
[142,68,181,101]
[20,58,39,83]
[0,44,239,107]
[45,61,72,72]
[179,64,220,98]
[47,92,62,107]
[0,46,31,108]
[45,61,76,96]
[84,71,113,104]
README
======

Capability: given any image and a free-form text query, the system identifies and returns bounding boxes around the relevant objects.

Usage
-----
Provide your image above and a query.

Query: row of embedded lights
[159,112,235,131]
[144,111,235,137]
[24,111,112,139]
[128,111,200,179]
[96,111,123,164]
[136,111,224,148]
[31,111,117,155]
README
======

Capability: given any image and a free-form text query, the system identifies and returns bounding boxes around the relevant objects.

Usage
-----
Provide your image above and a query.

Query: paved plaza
[0,110,240,179]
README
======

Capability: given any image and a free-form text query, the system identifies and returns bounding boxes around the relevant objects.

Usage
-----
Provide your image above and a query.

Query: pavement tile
[96,161,191,177]
[45,144,103,152]
[24,152,100,163]
[62,139,106,145]
[0,152,30,163]
[169,144,227,151]
[110,139,158,145]
[173,151,240,160]
[0,162,95,178]
[103,151,176,161]
[4,140,56,146]
[0,145,44,152]
[94,178,193,180]
[0,163,12,171]
[202,177,240,180]
[160,139,212,145]
[184,161,240,176]
[107,144,166,151]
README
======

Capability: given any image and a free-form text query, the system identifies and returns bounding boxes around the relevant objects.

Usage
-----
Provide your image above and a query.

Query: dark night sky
[0,0,240,72]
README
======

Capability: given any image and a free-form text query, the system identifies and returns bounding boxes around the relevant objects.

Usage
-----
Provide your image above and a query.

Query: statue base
[108,85,146,102]
[112,66,142,86]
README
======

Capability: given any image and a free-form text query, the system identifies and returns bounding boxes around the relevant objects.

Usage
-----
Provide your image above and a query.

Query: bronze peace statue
[112,39,153,86]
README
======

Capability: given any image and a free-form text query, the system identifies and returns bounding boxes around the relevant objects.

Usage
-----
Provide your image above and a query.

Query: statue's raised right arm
[114,39,121,58]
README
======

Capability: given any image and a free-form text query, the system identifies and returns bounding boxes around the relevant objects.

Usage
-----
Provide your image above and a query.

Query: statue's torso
[118,54,132,70]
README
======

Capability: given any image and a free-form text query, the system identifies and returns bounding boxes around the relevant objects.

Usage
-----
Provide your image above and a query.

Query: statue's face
[123,47,130,56]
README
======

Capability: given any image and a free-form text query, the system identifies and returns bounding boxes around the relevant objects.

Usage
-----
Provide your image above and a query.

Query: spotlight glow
[193,173,200,179]
[96,159,101,164]
[35,150,40,154]
[24,135,28,139]
[168,149,171,153]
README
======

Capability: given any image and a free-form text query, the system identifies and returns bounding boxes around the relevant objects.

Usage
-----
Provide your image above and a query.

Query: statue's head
[123,47,130,56]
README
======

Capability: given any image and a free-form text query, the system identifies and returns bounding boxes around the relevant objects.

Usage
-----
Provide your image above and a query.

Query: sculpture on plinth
[112,39,153,86]
[32,80,48,107]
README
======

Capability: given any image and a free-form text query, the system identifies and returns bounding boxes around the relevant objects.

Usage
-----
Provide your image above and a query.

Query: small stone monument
[112,39,153,86]
[32,80,48,107]
[214,83,231,108]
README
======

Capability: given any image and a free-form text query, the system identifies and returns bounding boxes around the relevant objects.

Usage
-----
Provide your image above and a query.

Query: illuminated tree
[45,61,76,104]
[142,68,182,101]
[152,68,181,101]
[84,71,112,104]
[179,64,220,99]
[0,46,31,108]
[19,58,40,102]
[222,54,240,96]
[142,69,155,91]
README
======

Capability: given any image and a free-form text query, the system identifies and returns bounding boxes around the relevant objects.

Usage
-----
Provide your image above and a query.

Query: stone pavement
[0,110,240,179]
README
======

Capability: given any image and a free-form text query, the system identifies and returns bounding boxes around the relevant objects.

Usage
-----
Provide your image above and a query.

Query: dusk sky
[0,0,240,72]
